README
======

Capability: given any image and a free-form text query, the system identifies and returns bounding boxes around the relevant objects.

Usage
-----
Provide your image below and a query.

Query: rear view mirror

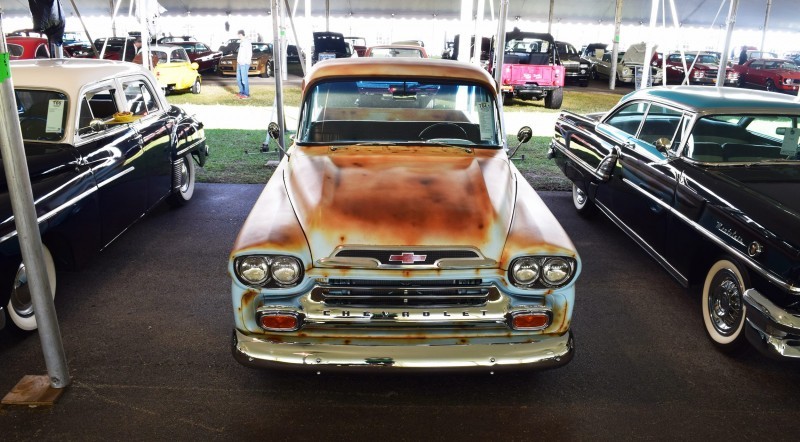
[507,126,533,159]
[776,127,787,135]
[267,122,280,140]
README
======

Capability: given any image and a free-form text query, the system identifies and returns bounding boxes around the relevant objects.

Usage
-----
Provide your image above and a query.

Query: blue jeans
[236,63,250,96]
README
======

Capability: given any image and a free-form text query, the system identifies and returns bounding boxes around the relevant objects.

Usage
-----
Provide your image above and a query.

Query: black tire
[544,87,563,109]
[168,156,196,206]
[191,79,201,94]
[737,75,745,88]
[765,79,776,92]
[590,68,598,80]
[572,183,596,218]
[6,245,56,332]
[261,61,272,78]
[502,92,513,106]
[701,258,749,354]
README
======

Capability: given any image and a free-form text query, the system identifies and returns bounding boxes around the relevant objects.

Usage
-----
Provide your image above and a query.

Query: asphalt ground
[1,183,798,441]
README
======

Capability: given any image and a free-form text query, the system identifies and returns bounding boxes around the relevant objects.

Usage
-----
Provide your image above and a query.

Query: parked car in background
[745,50,778,62]
[591,50,623,80]
[218,42,274,77]
[618,42,663,85]
[550,85,800,360]
[7,36,50,59]
[146,45,202,94]
[497,28,564,108]
[93,37,138,62]
[556,41,591,86]
[580,42,608,64]
[734,58,800,93]
[164,40,222,73]
[444,35,491,65]
[217,38,240,55]
[2,58,207,332]
[344,36,367,57]
[230,57,579,371]
[664,51,739,86]
[157,35,196,44]
[364,44,427,58]
[64,41,96,58]
[311,32,352,64]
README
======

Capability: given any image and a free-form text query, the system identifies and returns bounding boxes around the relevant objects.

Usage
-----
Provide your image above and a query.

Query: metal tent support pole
[457,0,474,63]
[284,0,306,77]
[492,0,509,89]
[0,14,70,390]
[547,0,555,35]
[68,0,99,57]
[609,0,623,90]
[640,0,659,89]
[760,0,772,52]
[272,0,286,161]
[716,0,739,87]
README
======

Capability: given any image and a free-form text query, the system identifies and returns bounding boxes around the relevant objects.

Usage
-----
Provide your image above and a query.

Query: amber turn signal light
[258,313,302,331]
[509,312,550,330]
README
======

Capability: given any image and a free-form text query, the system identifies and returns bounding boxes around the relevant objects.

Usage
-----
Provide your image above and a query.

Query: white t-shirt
[237,37,253,65]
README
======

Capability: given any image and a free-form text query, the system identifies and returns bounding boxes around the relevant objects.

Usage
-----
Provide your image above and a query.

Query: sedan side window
[639,104,682,148]
[605,102,648,136]
[122,79,160,116]
[77,87,119,136]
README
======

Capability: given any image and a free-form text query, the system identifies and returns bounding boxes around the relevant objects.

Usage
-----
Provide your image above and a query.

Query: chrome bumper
[743,288,800,359]
[232,328,574,372]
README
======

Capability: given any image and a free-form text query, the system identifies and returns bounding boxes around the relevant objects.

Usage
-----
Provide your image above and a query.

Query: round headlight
[542,258,572,286]
[238,256,270,285]
[271,256,302,285]
[512,258,540,286]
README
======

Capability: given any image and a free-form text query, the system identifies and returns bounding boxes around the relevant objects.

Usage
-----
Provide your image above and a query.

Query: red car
[664,51,739,86]
[161,40,222,73]
[734,58,800,93]
[7,36,50,59]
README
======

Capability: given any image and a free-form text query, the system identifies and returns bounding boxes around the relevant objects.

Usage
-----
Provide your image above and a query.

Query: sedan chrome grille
[313,279,495,308]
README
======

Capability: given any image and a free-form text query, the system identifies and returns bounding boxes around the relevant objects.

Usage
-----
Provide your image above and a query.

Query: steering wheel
[20,117,49,140]
[418,122,469,141]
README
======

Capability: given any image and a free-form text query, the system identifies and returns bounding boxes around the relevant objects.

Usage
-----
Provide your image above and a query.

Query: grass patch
[504,89,621,114]
[167,84,302,107]
[198,130,567,190]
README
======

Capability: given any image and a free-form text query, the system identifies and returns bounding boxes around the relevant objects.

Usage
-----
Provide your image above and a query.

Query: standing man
[236,30,253,99]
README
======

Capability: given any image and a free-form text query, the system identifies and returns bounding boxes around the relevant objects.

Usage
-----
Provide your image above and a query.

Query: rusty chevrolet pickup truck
[229,57,580,371]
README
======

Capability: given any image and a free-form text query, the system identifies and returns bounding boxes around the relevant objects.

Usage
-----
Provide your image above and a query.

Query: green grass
[167,84,302,107]
[503,89,621,114]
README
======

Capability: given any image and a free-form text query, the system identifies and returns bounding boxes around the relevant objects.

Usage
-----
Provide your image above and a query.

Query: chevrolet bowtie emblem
[388,252,427,264]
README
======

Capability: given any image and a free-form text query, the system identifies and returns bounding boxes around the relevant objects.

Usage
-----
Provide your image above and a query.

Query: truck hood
[283,145,516,263]
[622,42,657,65]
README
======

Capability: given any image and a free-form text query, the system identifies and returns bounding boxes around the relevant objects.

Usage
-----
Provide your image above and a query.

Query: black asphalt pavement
[1,184,798,441]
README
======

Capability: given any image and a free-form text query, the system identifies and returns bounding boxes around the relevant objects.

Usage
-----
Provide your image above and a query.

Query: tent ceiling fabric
[2,1,798,32]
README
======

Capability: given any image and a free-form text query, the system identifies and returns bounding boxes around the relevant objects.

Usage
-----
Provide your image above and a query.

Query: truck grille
[314,279,494,308]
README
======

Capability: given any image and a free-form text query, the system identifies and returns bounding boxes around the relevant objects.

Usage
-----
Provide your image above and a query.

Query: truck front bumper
[743,288,800,359]
[232,328,574,372]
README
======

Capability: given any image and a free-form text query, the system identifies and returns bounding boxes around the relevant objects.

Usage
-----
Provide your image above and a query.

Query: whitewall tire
[702,258,748,352]
[7,245,57,331]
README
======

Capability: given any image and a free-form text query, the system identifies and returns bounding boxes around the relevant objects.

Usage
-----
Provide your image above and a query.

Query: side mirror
[267,122,280,140]
[89,118,107,132]
[507,126,532,159]
[654,137,671,153]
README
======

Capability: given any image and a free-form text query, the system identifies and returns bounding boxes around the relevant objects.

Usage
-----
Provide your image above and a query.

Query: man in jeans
[236,30,253,99]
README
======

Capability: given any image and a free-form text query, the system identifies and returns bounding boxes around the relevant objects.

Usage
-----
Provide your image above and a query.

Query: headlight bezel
[508,256,577,289]
[234,254,305,288]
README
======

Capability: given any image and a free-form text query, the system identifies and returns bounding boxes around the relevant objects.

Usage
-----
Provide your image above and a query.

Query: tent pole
[0,15,70,390]
[641,0,659,89]
[68,0,100,57]
[547,0,554,35]
[716,0,739,87]
[284,0,306,77]
[272,0,286,161]
[609,0,623,90]
[760,0,772,52]
[492,0,509,89]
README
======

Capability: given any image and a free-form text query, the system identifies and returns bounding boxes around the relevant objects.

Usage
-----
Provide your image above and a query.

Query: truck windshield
[297,79,501,147]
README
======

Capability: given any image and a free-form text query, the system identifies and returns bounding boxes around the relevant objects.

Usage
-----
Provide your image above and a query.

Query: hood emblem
[388,252,427,264]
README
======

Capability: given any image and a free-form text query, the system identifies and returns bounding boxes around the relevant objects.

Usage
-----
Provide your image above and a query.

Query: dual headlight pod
[235,255,303,288]
[509,256,576,289]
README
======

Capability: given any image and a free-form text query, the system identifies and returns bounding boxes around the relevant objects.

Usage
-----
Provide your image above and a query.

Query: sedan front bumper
[743,288,800,359]
[232,328,574,372]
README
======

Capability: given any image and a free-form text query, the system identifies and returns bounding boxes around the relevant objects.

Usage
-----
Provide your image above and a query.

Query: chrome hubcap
[10,263,33,318]
[178,160,190,193]
[574,185,587,207]
[708,269,743,336]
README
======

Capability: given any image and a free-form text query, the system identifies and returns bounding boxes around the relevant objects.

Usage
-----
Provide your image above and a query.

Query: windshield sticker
[46,99,66,133]
[477,102,493,140]
[781,128,799,156]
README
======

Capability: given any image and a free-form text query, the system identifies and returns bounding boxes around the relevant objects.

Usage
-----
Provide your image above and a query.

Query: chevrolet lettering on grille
[388,252,427,264]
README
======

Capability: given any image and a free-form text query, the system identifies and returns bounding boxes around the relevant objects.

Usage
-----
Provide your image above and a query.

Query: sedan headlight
[509,256,576,289]
[235,255,304,288]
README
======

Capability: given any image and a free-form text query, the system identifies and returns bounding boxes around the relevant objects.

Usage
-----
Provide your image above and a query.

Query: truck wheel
[544,88,563,109]
[502,93,513,106]
[701,258,749,353]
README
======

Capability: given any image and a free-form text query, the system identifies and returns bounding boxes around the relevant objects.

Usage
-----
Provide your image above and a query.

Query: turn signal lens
[259,313,301,331]
[510,312,550,330]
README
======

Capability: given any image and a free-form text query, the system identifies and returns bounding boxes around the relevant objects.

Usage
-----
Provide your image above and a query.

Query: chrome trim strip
[176,137,205,157]
[594,198,689,286]
[97,167,135,189]
[621,177,800,294]
[317,246,497,270]
[0,185,98,244]
[743,289,800,332]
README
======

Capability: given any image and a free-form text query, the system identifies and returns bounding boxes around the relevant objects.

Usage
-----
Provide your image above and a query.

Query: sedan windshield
[16,89,69,142]
[297,79,501,146]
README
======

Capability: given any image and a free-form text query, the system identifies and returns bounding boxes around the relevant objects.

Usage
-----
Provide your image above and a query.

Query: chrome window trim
[621,177,800,294]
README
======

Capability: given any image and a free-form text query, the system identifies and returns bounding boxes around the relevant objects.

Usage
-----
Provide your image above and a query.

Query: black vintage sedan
[550,86,800,360]
[2,58,207,331]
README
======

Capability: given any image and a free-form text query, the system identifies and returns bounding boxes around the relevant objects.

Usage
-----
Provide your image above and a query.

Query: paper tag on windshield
[477,101,493,140]
[781,128,799,156]
[45,99,66,133]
